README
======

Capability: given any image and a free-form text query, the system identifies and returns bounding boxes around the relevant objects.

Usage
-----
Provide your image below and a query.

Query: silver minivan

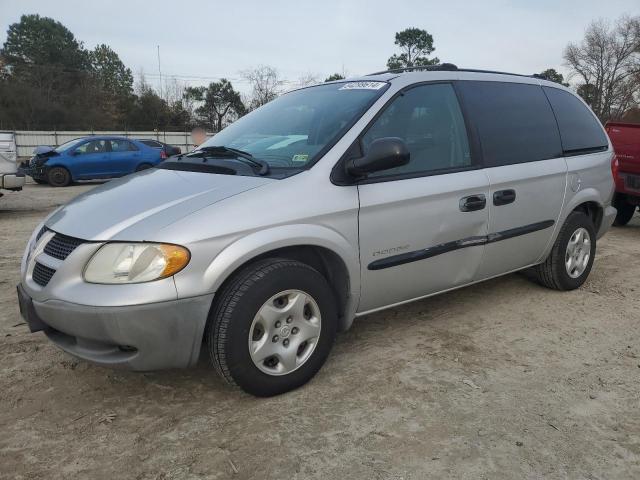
[18,66,616,396]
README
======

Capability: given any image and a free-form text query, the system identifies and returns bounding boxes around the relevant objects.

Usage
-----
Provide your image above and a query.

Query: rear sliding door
[456,80,567,278]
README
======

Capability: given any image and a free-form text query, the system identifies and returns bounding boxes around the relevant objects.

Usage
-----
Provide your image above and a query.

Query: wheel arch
[538,189,604,263]
[572,200,603,232]
[45,163,74,183]
[562,188,604,232]
[202,225,360,332]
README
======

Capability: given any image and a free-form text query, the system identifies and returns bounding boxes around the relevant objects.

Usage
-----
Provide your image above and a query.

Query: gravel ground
[1,182,639,480]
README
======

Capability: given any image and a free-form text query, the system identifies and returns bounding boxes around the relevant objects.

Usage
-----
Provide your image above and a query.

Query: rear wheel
[530,211,596,291]
[207,258,337,397]
[47,167,71,187]
[613,196,636,226]
[135,163,153,172]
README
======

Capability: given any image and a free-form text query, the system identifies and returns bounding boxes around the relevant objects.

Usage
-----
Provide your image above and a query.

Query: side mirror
[346,137,410,177]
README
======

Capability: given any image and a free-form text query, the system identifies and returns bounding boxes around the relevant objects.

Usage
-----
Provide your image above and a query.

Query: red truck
[606,121,640,226]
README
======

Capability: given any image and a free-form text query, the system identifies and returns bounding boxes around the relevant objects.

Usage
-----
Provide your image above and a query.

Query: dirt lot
[1,182,639,480]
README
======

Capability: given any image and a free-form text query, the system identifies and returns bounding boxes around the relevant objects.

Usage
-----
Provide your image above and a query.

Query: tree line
[0,15,345,132]
[0,13,638,133]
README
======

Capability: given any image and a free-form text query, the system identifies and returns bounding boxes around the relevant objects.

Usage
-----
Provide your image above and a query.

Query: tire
[207,258,337,397]
[135,163,153,172]
[613,197,636,226]
[531,211,596,291]
[47,167,71,187]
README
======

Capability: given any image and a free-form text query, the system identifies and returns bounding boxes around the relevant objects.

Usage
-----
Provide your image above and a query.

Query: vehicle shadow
[49,270,531,403]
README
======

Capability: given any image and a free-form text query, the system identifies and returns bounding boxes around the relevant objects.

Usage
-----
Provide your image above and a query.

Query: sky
[0,0,638,94]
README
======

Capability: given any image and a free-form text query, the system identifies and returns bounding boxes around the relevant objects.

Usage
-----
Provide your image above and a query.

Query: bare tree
[564,15,640,121]
[241,65,285,110]
[294,72,321,89]
[162,78,184,104]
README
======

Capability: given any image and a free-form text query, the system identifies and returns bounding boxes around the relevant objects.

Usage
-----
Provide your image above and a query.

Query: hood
[31,146,59,165]
[46,168,274,241]
[33,145,58,156]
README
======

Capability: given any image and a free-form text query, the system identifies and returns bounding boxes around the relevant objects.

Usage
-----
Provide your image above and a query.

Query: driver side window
[74,140,107,155]
[362,83,471,178]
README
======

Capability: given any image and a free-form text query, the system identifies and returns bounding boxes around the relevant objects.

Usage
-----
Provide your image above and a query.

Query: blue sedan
[27,136,166,187]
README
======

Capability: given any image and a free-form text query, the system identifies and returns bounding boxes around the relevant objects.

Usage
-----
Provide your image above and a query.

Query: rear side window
[141,140,162,148]
[543,87,608,154]
[457,81,562,167]
[110,139,138,152]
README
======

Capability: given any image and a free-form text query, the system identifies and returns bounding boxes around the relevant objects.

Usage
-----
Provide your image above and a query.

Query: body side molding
[368,220,555,270]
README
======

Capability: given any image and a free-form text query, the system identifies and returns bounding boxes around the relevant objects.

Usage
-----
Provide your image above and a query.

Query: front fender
[177,224,361,327]
[211,224,358,288]
[43,161,73,177]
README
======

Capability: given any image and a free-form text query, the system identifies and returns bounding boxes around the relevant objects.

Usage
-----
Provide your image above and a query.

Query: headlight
[84,243,190,284]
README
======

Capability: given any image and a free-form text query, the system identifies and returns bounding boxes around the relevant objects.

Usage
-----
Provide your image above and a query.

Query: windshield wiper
[189,145,270,175]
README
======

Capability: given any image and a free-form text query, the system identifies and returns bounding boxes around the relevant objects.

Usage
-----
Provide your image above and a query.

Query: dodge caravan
[17,66,616,396]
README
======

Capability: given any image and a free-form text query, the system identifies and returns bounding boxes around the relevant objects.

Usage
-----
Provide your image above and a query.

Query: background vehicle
[137,139,181,157]
[606,121,640,225]
[0,131,25,196]
[26,136,164,187]
[19,69,615,396]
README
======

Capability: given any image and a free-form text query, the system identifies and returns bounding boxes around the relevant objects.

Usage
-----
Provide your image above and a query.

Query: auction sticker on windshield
[339,81,387,90]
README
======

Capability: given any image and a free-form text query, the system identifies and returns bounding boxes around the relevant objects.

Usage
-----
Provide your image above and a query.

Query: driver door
[356,83,490,312]
[71,139,110,179]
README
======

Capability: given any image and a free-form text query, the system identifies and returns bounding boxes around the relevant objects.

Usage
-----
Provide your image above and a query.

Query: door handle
[459,194,486,212]
[493,189,516,206]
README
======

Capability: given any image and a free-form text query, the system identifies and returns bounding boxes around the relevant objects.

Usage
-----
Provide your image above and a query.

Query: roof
[366,63,538,79]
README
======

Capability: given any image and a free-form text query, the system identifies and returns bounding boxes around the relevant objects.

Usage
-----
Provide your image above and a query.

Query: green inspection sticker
[292,154,309,163]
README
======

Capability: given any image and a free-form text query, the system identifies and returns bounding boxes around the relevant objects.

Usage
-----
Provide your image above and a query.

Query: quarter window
[362,83,471,177]
[542,86,608,153]
[457,81,562,167]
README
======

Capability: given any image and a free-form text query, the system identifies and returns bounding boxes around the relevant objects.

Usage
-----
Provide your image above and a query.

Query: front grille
[43,233,85,260]
[32,262,56,287]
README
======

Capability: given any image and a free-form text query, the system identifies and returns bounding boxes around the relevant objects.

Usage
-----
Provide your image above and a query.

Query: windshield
[199,81,389,170]
[55,138,85,152]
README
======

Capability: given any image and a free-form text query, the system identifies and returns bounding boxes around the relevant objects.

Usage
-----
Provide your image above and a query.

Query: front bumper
[27,165,47,181]
[18,283,214,370]
[1,172,25,190]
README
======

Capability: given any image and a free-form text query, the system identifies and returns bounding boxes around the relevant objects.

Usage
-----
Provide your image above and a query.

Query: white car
[0,131,25,196]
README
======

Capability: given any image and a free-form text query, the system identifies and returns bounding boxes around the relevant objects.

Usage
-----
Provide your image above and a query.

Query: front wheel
[530,211,596,290]
[47,167,71,187]
[207,258,337,397]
